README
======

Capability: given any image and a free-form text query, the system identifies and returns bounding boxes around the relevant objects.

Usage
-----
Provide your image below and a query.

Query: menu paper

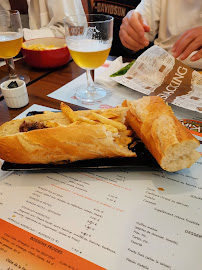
[112,45,202,114]
[48,51,202,123]
[0,219,104,270]
[0,151,202,270]
[0,105,202,270]
[47,62,144,110]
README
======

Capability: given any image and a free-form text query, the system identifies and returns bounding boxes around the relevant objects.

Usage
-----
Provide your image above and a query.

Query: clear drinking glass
[0,10,30,84]
[64,14,113,103]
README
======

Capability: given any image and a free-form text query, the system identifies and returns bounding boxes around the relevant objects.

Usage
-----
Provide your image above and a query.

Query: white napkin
[167,48,202,70]
[95,56,128,87]
[23,28,55,41]
[179,51,202,70]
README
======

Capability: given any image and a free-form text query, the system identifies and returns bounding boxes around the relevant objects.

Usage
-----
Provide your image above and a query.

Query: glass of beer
[0,10,29,84]
[64,14,113,103]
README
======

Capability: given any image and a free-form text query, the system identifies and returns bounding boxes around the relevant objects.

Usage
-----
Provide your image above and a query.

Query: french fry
[120,129,133,136]
[76,116,97,125]
[99,111,121,119]
[61,103,130,137]
[86,107,126,120]
[128,141,137,149]
[91,112,127,131]
[22,43,66,51]
[44,121,61,128]
[104,125,118,133]
[115,136,133,146]
[61,102,77,122]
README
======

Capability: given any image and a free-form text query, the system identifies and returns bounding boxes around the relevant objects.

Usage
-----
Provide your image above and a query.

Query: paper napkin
[23,28,55,41]
[179,52,202,70]
[95,56,128,87]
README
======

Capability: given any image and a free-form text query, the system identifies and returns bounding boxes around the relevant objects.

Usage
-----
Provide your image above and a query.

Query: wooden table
[0,55,119,125]
[0,58,88,125]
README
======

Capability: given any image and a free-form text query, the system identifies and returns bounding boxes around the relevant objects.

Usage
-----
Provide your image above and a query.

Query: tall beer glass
[64,14,113,103]
[0,10,29,84]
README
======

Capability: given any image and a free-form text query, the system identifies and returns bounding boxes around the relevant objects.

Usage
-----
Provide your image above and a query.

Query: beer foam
[66,37,112,52]
[0,32,23,42]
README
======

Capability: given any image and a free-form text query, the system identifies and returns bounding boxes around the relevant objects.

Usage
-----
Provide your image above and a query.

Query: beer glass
[0,10,29,84]
[64,14,113,103]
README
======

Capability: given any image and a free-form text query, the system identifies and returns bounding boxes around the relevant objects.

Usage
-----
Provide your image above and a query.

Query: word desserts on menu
[0,97,200,172]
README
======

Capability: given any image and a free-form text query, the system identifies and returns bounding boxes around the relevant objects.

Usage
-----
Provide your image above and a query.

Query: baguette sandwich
[0,97,200,172]
[123,96,201,172]
[0,103,136,164]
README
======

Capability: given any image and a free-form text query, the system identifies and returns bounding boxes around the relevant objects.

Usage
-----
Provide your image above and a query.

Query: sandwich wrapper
[110,45,202,114]
[96,46,202,115]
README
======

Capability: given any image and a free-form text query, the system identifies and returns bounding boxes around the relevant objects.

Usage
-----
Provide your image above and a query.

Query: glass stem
[86,69,95,94]
[5,58,17,79]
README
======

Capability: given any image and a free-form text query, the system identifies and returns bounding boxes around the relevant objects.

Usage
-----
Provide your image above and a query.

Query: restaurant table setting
[0,19,202,269]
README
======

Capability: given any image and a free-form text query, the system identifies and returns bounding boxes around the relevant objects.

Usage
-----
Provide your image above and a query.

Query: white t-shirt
[136,0,202,51]
[135,0,202,68]
[0,0,85,40]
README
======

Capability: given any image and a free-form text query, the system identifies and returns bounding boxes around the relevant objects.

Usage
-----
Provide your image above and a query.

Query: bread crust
[0,98,200,171]
[0,107,136,164]
[125,96,200,171]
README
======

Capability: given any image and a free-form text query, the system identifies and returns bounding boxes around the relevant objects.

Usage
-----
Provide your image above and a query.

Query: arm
[172,27,202,61]
[119,10,150,52]
[119,0,160,52]
[24,0,85,40]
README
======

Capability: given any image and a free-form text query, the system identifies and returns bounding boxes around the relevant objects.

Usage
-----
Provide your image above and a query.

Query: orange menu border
[0,218,106,270]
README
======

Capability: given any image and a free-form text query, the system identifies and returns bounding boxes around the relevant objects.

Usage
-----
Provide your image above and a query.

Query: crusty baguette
[0,99,200,171]
[124,96,201,172]
[0,107,136,164]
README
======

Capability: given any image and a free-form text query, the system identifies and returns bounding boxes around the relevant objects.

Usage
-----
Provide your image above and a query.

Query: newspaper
[112,45,202,114]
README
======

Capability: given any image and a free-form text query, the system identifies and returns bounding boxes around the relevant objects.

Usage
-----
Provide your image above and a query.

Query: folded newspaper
[112,45,202,114]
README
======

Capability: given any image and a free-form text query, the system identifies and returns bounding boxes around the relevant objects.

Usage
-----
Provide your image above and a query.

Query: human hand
[172,27,202,61]
[119,10,150,52]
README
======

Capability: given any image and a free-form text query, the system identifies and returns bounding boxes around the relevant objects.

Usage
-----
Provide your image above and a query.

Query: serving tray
[2,156,159,171]
[1,111,159,171]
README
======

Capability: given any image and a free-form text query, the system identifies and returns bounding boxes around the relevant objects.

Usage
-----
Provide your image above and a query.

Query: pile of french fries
[60,102,134,147]
[22,43,67,51]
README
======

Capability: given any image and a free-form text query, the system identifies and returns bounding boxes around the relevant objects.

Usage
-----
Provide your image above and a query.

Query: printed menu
[0,153,202,270]
[0,105,202,270]
[47,62,144,111]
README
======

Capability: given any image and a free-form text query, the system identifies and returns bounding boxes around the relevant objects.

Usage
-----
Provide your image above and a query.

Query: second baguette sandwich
[124,96,201,172]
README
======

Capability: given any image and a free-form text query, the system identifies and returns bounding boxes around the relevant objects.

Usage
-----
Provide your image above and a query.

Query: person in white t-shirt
[119,0,202,65]
[0,0,85,40]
